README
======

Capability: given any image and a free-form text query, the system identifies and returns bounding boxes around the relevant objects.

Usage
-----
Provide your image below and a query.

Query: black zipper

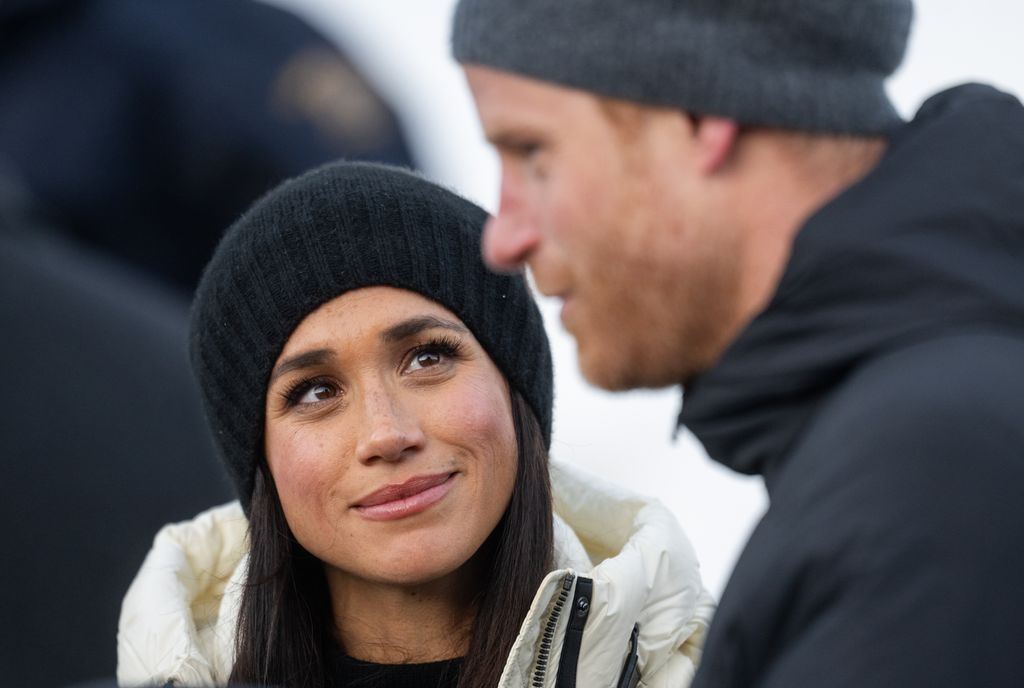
[554,575,592,688]
[531,572,574,687]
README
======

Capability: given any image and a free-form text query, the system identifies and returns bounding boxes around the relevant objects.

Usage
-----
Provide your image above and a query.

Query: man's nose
[482,185,542,272]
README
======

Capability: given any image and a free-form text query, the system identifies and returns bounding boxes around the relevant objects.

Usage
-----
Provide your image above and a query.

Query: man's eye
[298,382,337,404]
[516,142,541,159]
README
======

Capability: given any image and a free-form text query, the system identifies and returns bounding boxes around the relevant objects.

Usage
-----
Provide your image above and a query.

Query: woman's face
[264,286,518,588]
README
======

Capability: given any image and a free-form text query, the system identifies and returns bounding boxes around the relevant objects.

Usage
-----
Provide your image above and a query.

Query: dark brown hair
[229,388,553,687]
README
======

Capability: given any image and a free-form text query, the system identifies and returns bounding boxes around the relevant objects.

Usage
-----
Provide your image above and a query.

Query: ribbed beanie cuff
[190,163,553,510]
[453,0,914,135]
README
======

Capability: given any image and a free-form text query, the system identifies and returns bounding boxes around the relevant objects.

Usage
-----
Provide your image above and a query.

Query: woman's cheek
[440,374,518,498]
[267,423,346,526]
[451,375,515,445]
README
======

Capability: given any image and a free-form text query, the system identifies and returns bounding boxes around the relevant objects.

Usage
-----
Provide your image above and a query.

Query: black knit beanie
[453,0,914,135]
[190,162,553,511]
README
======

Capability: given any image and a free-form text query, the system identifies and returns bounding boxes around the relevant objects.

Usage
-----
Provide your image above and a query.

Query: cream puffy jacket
[118,461,715,687]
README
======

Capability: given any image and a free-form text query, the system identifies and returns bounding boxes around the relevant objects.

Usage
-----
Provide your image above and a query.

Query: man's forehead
[464,64,597,129]
[465,64,559,101]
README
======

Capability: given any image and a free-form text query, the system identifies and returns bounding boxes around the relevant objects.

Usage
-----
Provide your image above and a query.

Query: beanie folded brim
[453,0,913,135]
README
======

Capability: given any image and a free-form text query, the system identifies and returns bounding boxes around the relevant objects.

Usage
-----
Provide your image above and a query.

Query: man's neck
[735,132,888,326]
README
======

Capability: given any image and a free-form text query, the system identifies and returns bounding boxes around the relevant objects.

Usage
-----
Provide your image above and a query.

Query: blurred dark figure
[0,0,413,292]
[0,170,233,687]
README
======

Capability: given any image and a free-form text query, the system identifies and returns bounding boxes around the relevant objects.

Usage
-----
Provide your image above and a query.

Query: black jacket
[685,84,1024,687]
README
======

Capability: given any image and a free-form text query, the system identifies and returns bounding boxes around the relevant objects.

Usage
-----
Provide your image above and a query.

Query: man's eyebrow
[486,128,548,151]
[381,316,469,343]
[269,348,335,384]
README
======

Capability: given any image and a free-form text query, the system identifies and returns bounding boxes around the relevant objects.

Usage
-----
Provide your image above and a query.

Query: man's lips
[531,281,572,322]
[353,472,457,521]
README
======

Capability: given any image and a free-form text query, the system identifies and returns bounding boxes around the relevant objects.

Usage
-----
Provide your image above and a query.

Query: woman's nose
[353,387,426,464]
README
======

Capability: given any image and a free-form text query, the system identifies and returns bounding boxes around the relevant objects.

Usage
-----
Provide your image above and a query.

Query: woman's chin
[326,538,479,590]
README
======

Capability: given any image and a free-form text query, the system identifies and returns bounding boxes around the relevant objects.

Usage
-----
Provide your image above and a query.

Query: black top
[685,83,1024,687]
[329,651,462,688]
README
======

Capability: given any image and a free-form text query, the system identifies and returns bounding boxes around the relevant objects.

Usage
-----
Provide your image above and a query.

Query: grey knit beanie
[453,0,914,135]
[190,162,553,511]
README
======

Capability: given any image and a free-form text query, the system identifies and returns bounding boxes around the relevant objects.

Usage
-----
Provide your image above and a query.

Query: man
[452,1,1024,686]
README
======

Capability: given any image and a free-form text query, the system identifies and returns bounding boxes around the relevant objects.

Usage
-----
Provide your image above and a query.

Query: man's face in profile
[465,65,744,389]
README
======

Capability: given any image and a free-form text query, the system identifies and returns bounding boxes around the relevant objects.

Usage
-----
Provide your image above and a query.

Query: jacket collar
[679,84,1024,488]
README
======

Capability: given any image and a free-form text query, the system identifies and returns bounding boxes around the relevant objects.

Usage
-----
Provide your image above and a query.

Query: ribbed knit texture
[190,163,552,510]
[453,0,914,135]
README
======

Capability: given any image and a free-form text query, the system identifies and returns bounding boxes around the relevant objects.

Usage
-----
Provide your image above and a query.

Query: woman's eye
[298,382,336,404]
[403,337,463,375]
[407,350,443,372]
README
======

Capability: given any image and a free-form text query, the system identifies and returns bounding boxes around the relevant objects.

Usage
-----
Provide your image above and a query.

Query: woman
[117,163,714,688]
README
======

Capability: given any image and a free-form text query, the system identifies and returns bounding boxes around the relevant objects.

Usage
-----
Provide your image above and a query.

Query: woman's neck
[326,562,480,664]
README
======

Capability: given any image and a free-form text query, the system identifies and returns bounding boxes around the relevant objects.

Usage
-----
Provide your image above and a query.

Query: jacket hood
[117,461,713,687]
[505,461,713,687]
[680,83,1024,484]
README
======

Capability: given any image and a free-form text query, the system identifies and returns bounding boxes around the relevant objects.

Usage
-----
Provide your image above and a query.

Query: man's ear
[693,116,739,174]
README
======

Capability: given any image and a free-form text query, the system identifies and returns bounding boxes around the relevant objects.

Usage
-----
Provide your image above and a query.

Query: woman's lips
[353,472,457,521]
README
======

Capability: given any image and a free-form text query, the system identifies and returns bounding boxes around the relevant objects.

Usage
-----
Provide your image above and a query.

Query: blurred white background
[264,0,1024,598]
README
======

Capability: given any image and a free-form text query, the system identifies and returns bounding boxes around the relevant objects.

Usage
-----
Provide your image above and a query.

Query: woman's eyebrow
[381,316,468,343]
[269,348,335,384]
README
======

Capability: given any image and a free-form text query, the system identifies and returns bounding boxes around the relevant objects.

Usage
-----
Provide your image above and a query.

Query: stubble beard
[574,214,743,392]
